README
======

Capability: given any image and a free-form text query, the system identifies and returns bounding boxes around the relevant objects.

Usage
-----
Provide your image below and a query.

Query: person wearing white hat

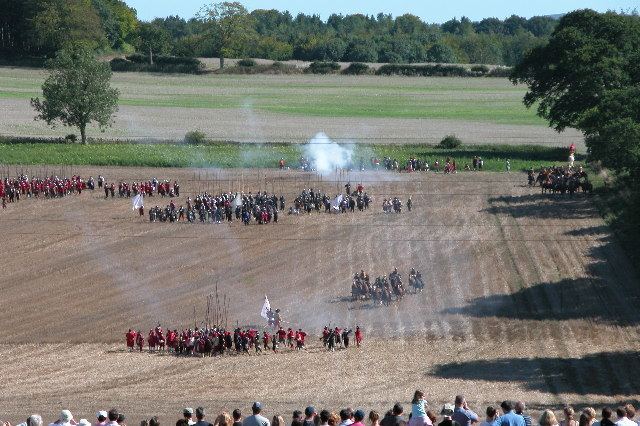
[79,420,92,426]
[48,410,75,426]
[95,412,108,426]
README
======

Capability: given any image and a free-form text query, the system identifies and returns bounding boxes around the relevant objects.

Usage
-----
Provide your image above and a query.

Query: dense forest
[0,0,560,65]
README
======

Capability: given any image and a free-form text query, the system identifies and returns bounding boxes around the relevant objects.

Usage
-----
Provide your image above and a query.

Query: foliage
[198,2,256,68]
[470,65,490,74]
[342,62,371,75]
[110,55,204,73]
[439,135,462,148]
[306,61,341,74]
[511,9,640,181]
[30,44,119,144]
[237,58,257,67]
[134,22,171,64]
[376,64,470,77]
[184,130,207,144]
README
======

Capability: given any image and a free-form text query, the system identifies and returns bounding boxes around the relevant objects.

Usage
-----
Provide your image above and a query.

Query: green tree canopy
[134,22,171,64]
[198,1,256,68]
[31,44,119,144]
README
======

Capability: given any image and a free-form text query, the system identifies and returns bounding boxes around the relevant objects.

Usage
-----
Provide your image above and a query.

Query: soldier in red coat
[355,326,363,347]
[126,329,136,351]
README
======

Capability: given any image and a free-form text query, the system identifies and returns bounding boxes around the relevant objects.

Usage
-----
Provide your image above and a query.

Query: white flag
[132,194,144,210]
[331,194,343,211]
[260,295,271,319]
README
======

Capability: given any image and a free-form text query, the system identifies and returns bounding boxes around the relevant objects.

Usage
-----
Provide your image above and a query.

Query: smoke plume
[303,132,354,173]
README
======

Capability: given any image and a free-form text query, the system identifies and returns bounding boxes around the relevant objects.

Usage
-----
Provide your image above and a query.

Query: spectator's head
[60,410,74,423]
[196,408,206,421]
[293,410,304,421]
[616,407,627,419]
[328,414,340,426]
[564,407,575,420]
[539,410,558,426]
[500,402,513,414]
[486,407,497,420]
[340,409,353,423]
[177,420,189,426]
[272,417,285,426]
[79,420,92,426]
[27,415,43,426]
[454,396,465,408]
[233,410,242,422]
[602,408,612,420]
[368,411,379,424]
[108,410,119,423]
[98,412,108,423]
[392,404,403,416]
[118,414,126,425]
[141,421,149,426]
[515,402,526,415]
[183,409,194,421]
[319,411,331,425]
[426,412,437,425]
[252,403,263,415]
[305,407,317,419]
[412,391,425,404]
[625,405,636,419]
[579,413,591,426]
[149,418,159,426]
[353,411,365,423]
[214,412,232,426]
[583,408,596,422]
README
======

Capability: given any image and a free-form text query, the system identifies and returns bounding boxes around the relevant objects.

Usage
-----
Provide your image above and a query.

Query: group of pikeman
[0,173,92,208]
[147,191,283,224]
[351,268,425,305]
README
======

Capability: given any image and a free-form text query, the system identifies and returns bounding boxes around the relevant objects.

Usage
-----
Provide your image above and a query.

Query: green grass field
[0,68,545,125]
[0,140,579,172]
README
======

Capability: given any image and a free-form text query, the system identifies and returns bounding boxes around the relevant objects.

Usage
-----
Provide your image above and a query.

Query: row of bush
[110,54,204,74]
[233,59,513,77]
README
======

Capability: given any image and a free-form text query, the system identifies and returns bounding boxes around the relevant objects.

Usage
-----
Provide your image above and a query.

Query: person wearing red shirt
[287,328,295,348]
[277,327,287,344]
[126,329,136,351]
[355,326,363,347]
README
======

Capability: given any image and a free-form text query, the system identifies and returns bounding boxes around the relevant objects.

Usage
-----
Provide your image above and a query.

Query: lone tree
[199,2,255,69]
[31,44,119,144]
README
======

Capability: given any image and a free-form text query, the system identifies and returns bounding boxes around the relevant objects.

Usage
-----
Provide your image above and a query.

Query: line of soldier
[126,324,311,356]
[148,191,283,224]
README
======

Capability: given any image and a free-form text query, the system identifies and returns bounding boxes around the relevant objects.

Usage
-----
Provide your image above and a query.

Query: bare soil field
[1,168,639,422]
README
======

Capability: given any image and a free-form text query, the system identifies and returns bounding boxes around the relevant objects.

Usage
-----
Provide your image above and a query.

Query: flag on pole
[260,295,271,319]
[132,194,144,210]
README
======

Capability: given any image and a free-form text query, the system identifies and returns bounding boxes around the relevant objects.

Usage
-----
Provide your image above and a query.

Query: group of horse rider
[528,166,593,194]
[351,268,425,305]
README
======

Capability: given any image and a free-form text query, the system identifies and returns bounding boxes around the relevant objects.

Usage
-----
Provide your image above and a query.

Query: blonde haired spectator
[214,413,233,426]
[540,410,559,426]
[561,407,577,426]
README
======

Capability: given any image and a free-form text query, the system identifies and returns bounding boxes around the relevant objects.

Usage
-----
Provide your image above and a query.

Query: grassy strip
[0,139,580,172]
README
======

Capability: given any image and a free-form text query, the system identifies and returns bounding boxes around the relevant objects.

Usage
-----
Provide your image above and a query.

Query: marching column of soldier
[528,165,593,195]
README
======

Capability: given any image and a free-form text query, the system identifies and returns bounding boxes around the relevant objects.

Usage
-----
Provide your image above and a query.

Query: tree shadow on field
[484,194,599,220]
[430,351,640,396]
[446,194,640,326]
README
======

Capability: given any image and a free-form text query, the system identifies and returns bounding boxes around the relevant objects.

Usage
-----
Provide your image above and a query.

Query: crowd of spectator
[5,395,637,426]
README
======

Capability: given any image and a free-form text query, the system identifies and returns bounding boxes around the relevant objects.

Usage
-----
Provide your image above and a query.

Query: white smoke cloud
[302,132,354,173]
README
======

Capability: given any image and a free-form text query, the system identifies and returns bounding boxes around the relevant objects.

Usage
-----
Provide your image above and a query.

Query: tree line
[1,0,559,66]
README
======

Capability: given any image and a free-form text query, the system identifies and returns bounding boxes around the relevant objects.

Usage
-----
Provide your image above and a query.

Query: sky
[126,0,639,22]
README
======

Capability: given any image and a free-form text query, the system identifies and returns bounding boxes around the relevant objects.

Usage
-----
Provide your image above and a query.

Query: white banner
[260,295,271,319]
[132,194,144,210]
